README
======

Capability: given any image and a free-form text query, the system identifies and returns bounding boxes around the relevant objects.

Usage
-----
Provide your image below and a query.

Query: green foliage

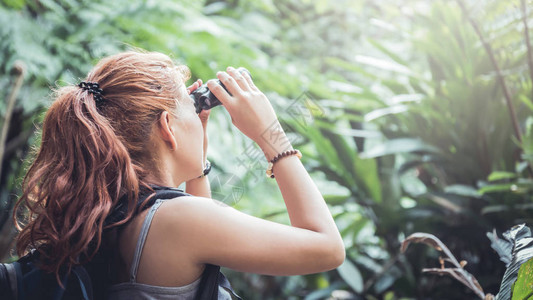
[512,258,533,300]
[2,0,533,298]
[281,0,533,297]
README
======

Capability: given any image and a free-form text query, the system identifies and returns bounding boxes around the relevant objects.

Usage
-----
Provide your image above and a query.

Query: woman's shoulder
[155,195,235,225]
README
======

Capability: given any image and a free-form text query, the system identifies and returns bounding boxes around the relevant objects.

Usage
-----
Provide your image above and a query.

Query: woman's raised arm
[154,67,345,275]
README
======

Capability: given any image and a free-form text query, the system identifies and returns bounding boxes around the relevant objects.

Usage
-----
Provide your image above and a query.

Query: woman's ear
[158,111,178,151]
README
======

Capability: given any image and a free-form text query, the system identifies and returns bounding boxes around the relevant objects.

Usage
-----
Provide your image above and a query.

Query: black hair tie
[78,81,105,104]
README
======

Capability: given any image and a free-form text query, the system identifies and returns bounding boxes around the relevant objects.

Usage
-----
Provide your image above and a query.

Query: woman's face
[170,83,205,180]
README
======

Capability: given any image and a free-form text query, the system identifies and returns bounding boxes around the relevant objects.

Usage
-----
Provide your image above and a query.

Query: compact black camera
[190,67,251,113]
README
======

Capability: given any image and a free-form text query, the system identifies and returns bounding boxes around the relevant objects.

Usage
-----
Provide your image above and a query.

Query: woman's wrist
[266,149,302,178]
[256,128,293,161]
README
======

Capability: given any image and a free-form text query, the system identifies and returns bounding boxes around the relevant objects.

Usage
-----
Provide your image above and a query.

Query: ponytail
[14,86,139,278]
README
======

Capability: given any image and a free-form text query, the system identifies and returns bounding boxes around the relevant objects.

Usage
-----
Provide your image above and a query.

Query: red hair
[14,51,190,279]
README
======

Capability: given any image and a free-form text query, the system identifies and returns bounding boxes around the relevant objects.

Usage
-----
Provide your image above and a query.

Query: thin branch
[519,0,533,178]
[0,61,26,181]
[521,0,533,96]
[0,211,17,262]
[456,0,522,143]
[4,128,35,159]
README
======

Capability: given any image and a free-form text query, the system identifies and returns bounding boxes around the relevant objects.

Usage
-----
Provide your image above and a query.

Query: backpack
[0,185,241,300]
[0,249,93,300]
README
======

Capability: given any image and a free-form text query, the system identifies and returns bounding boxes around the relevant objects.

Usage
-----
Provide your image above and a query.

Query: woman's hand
[187,79,210,163]
[185,79,211,198]
[207,67,290,160]
[207,68,278,142]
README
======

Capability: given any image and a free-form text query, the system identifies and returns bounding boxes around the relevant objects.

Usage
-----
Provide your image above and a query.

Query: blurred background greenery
[1,0,533,299]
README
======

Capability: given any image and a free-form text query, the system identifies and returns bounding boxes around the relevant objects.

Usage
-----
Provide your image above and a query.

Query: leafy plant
[512,258,533,300]
[3,0,533,298]
[489,225,533,300]
[402,224,533,300]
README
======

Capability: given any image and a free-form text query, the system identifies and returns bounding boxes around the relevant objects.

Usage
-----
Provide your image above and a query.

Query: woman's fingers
[186,82,196,95]
[206,67,255,115]
[217,71,240,97]
[226,66,251,91]
[187,79,203,95]
[241,70,258,91]
[207,78,234,107]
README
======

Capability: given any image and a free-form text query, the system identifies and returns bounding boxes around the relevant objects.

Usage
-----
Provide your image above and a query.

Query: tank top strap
[129,199,165,283]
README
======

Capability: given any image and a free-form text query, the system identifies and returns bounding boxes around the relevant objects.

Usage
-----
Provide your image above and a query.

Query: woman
[14,51,345,298]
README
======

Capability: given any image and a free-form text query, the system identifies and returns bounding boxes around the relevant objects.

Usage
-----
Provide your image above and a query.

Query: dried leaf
[423,268,472,289]
[401,232,461,267]
[460,260,468,268]
[403,232,486,299]
[401,233,444,253]
[471,276,485,296]
[439,256,445,269]
[423,268,485,299]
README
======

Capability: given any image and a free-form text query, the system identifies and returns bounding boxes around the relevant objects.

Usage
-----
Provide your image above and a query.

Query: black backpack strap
[50,271,68,300]
[0,263,18,300]
[6,263,18,299]
[143,185,191,202]
[71,266,93,300]
[194,264,241,300]
[14,261,23,300]
[194,264,219,300]
[104,185,190,227]
[218,272,242,300]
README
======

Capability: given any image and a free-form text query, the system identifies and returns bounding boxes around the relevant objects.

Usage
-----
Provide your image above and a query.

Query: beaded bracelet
[266,149,302,178]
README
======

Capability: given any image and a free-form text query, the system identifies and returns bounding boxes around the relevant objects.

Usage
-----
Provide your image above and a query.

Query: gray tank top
[105,199,234,300]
